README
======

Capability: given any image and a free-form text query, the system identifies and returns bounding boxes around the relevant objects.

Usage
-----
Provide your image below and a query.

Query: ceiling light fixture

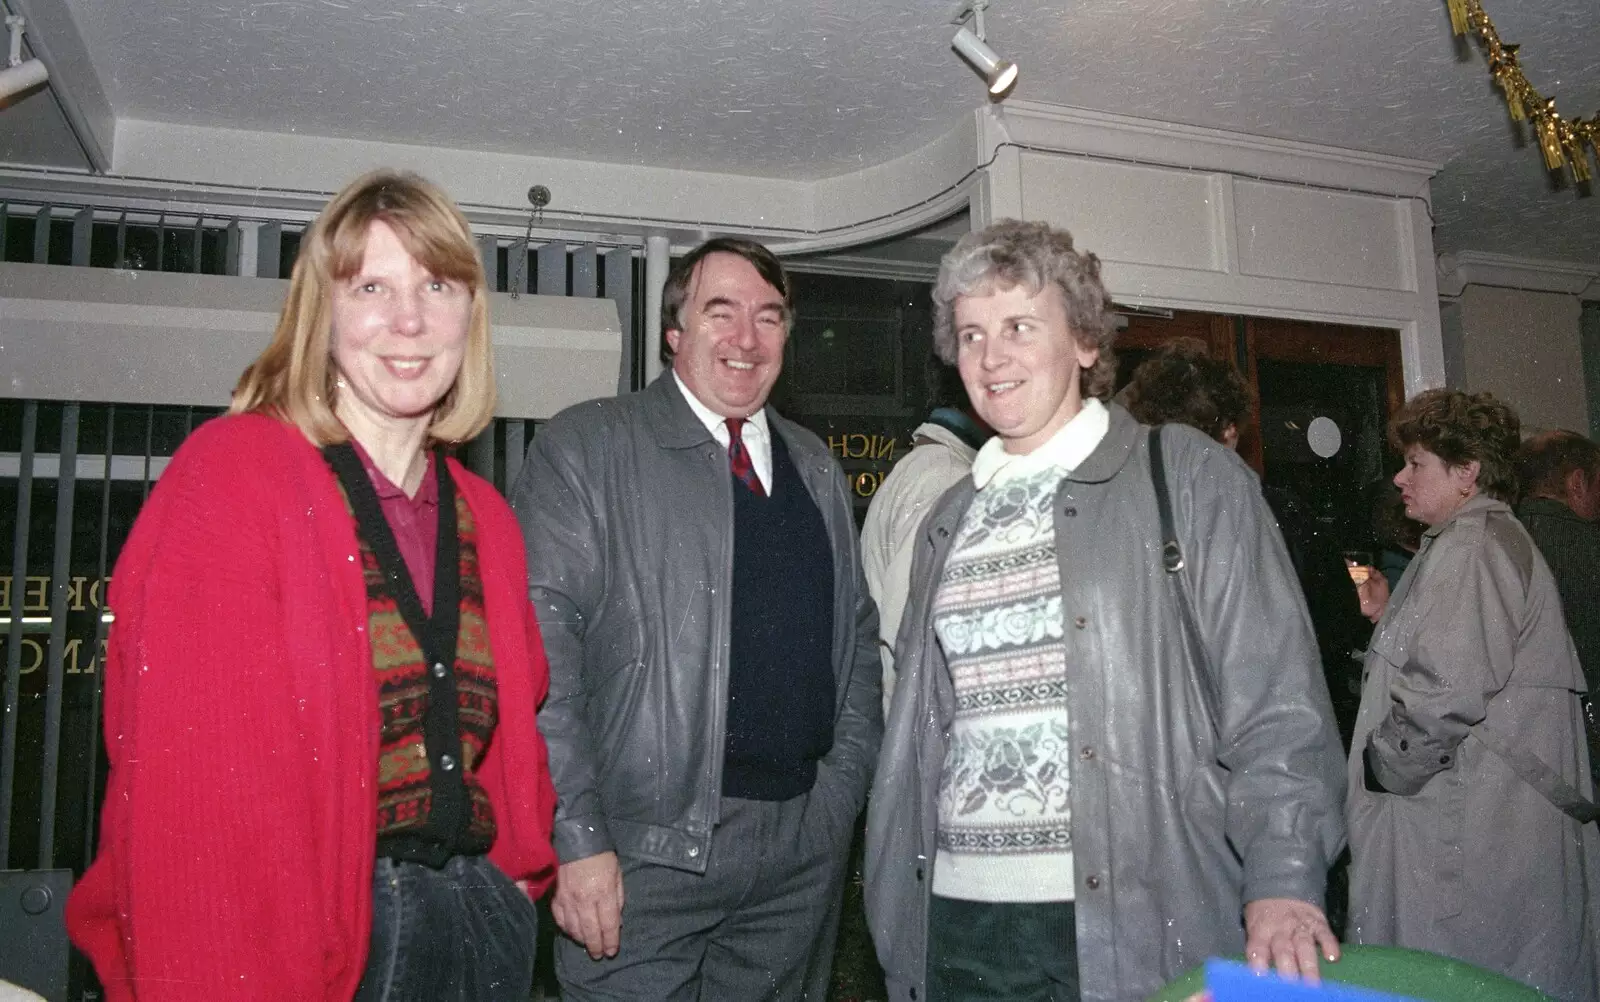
[0,15,48,105]
[951,1,1018,99]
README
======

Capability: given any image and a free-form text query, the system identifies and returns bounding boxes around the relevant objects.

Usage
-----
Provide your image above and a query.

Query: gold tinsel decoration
[1447,0,1598,185]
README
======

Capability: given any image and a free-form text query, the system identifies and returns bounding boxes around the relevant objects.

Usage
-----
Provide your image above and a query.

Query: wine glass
[1341,550,1374,587]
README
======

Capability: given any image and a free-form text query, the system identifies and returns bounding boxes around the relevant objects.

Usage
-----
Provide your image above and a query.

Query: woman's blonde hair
[230,169,495,446]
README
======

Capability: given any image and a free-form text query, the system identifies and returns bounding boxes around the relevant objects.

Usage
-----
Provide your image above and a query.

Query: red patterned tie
[725,417,766,498]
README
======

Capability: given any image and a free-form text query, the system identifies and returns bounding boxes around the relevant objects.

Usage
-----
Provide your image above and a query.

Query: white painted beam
[0,262,620,419]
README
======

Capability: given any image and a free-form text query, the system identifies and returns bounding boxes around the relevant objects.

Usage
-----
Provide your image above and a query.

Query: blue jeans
[354,854,539,1002]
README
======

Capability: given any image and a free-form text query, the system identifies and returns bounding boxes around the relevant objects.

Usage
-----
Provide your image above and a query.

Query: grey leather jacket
[512,374,883,873]
[864,405,1345,1002]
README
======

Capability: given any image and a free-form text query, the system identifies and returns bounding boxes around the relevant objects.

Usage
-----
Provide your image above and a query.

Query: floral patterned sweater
[930,399,1108,903]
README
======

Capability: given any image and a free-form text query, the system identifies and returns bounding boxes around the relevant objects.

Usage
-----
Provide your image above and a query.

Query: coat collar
[644,370,721,450]
[640,369,826,486]
[1518,496,1586,525]
[1064,401,1142,485]
[918,401,1142,551]
[1424,491,1510,539]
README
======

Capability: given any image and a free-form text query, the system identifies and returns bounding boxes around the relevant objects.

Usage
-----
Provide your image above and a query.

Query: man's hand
[1243,898,1339,983]
[551,852,625,960]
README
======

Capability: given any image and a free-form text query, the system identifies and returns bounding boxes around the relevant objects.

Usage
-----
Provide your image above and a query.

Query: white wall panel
[1018,154,1223,273]
[1233,181,1408,291]
[976,103,1445,394]
[1458,285,1587,432]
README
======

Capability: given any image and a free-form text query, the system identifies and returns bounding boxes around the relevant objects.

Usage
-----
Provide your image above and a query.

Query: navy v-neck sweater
[721,431,837,801]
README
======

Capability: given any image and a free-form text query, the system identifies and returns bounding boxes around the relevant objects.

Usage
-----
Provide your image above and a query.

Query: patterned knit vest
[324,443,498,864]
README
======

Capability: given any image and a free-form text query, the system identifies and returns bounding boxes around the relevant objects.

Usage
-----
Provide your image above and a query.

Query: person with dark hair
[512,236,881,1001]
[1120,337,1253,447]
[1348,390,1598,999]
[866,220,1344,1002]
[1516,429,1600,780]
[67,170,558,1001]
[861,355,989,719]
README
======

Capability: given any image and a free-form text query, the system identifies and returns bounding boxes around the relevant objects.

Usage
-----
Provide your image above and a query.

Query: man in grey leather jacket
[512,237,882,1001]
[864,220,1346,1002]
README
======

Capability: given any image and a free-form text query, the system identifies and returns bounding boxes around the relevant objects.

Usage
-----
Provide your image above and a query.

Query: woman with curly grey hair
[1347,389,1598,999]
[866,220,1346,1002]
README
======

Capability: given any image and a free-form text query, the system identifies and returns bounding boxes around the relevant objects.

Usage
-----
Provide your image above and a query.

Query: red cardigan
[66,414,558,1002]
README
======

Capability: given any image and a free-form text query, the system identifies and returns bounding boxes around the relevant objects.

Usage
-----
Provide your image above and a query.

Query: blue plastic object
[1207,958,1423,1002]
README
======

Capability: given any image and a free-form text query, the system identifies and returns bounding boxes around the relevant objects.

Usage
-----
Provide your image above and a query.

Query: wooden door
[1243,316,1405,550]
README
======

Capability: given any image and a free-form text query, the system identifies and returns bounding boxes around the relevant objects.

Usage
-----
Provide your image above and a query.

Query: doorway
[1113,308,1405,748]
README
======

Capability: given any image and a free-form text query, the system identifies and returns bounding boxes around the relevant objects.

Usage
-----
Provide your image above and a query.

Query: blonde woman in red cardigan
[66,170,558,1002]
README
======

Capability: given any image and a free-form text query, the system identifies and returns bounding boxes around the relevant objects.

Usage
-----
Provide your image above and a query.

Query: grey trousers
[555,793,853,1002]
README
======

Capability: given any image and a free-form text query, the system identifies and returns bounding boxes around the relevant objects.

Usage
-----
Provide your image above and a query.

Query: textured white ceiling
[53,0,1600,260]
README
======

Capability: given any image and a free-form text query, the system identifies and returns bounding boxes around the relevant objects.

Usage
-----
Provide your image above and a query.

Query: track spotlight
[1,16,48,105]
[950,1,1018,98]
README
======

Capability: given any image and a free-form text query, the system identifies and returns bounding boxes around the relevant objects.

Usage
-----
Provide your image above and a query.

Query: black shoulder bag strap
[1148,426,1221,729]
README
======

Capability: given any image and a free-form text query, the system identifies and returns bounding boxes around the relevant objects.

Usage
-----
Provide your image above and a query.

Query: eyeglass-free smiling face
[330,219,472,442]
[954,282,1099,456]
[666,252,790,420]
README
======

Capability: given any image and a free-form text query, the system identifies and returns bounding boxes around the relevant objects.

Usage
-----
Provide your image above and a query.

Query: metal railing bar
[141,404,154,503]
[84,403,115,864]
[37,402,79,867]
[32,204,50,264]
[0,401,38,863]
[0,453,172,481]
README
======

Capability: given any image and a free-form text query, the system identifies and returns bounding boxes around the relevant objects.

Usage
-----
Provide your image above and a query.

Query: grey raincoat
[1348,493,1600,1000]
[865,406,1346,1002]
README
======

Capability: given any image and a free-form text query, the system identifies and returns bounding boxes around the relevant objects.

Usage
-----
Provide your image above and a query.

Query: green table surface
[1146,946,1551,1002]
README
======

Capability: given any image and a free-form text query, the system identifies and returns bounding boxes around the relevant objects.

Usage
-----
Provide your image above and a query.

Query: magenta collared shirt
[351,440,439,615]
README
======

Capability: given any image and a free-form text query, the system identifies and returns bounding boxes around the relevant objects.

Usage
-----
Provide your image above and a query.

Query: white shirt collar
[970,398,1110,489]
[673,370,774,492]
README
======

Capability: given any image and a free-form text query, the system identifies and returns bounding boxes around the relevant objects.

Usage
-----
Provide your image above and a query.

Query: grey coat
[1348,494,1600,1000]
[511,374,883,873]
[864,405,1346,1002]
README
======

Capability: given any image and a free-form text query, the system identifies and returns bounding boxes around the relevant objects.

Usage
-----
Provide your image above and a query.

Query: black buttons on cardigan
[1073,616,1088,630]
[1085,875,1101,890]
[440,754,458,772]
[1399,740,1409,752]
[1080,746,1095,761]
[431,661,448,679]
[1063,506,1077,517]
[1440,755,1450,764]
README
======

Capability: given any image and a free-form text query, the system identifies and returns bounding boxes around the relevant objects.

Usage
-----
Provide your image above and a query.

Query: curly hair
[1121,338,1252,442]
[931,219,1119,400]
[1517,429,1600,502]
[1390,389,1521,503]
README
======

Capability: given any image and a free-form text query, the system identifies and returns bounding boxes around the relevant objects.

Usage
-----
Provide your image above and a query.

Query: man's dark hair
[1518,429,1600,502]
[1121,338,1253,443]
[659,237,792,361]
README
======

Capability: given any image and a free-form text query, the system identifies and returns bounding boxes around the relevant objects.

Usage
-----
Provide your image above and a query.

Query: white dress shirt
[673,371,774,494]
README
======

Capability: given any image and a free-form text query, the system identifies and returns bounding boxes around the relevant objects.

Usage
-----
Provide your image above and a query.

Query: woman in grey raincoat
[1348,388,1599,1000]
